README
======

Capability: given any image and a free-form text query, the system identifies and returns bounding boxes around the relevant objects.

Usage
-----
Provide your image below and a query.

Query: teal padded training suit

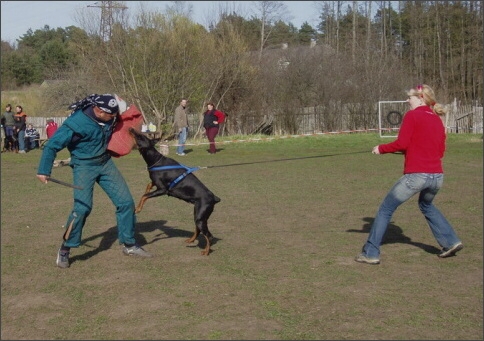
[37,107,137,248]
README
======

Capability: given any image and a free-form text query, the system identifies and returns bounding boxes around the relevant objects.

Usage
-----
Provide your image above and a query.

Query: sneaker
[56,249,70,268]
[18,150,26,154]
[122,245,153,257]
[355,253,380,265]
[438,242,463,258]
[176,152,186,156]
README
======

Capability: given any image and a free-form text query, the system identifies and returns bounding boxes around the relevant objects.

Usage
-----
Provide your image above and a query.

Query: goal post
[378,101,408,138]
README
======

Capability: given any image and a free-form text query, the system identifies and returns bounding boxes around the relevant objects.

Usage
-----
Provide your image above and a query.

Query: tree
[298,21,316,45]
[251,1,289,59]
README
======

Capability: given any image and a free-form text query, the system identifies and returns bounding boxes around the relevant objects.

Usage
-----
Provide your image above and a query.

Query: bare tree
[165,1,193,19]
[251,1,289,59]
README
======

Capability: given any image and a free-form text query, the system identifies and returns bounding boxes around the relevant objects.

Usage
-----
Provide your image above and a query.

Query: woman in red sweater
[203,102,225,154]
[355,84,463,265]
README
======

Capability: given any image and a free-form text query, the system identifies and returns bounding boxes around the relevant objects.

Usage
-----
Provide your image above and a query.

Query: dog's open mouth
[128,127,138,137]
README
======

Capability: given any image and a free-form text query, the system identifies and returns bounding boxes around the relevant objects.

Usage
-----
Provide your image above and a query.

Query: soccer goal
[378,101,408,138]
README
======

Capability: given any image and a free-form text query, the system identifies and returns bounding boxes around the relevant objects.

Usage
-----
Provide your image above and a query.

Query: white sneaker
[438,242,463,258]
[122,245,153,257]
[176,152,186,156]
[18,150,26,153]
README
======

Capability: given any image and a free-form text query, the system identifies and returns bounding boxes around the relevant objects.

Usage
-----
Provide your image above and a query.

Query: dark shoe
[122,245,153,257]
[355,253,380,265]
[438,242,463,258]
[56,249,70,268]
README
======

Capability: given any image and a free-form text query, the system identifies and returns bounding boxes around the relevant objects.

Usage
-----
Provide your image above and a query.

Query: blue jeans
[17,129,26,151]
[177,127,187,154]
[362,173,461,258]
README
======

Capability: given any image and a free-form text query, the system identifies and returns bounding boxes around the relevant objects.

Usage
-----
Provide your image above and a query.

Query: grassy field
[1,133,482,340]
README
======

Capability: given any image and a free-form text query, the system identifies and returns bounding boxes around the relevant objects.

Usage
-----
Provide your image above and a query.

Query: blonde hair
[407,84,447,116]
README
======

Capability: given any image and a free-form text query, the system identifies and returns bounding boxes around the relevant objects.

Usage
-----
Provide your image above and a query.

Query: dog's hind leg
[186,200,215,255]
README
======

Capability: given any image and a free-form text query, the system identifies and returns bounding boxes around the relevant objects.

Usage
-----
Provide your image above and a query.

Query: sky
[1,1,320,43]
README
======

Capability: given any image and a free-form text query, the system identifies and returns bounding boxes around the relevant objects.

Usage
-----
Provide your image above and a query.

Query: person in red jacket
[203,102,225,154]
[355,84,463,265]
[46,119,58,138]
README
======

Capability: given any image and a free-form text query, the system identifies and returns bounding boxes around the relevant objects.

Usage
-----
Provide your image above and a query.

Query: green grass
[1,133,482,340]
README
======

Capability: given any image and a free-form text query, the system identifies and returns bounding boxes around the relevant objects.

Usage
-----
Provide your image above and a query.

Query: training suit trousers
[62,156,136,248]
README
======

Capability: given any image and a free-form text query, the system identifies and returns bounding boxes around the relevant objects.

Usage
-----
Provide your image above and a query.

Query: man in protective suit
[36,94,152,269]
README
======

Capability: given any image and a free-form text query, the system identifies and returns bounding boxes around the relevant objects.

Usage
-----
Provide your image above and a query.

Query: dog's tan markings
[185,230,211,255]
[135,182,154,213]
[185,229,199,245]
[201,235,211,255]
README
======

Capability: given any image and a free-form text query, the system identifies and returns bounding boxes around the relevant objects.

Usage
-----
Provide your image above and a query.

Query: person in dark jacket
[2,104,16,152]
[14,105,27,153]
[36,94,152,269]
[203,102,225,154]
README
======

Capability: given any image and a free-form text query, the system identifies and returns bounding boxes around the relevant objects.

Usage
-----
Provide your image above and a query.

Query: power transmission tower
[87,1,128,41]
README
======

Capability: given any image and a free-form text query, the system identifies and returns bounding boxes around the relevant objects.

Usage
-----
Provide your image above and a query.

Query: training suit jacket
[37,107,114,176]
[377,105,445,174]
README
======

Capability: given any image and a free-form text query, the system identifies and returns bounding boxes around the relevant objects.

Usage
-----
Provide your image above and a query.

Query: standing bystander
[46,118,58,138]
[174,98,189,156]
[14,105,27,153]
[203,102,225,154]
[2,104,16,152]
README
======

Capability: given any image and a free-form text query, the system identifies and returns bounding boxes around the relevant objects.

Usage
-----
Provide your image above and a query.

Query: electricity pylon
[87,1,128,41]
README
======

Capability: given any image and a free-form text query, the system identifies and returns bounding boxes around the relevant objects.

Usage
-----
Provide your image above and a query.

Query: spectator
[14,105,27,153]
[36,93,152,269]
[203,102,225,154]
[25,123,40,150]
[2,104,16,152]
[355,84,463,265]
[46,119,58,138]
[173,98,189,156]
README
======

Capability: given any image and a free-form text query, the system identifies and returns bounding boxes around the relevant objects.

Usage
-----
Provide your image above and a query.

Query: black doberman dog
[129,128,221,255]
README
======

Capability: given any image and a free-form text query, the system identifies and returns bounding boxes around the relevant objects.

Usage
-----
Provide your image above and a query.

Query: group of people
[2,104,28,153]
[1,104,58,153]
[173,99,226,156]
[35,85,463,269]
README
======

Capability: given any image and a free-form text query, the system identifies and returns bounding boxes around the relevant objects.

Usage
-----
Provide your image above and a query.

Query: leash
[201,150,370,169]
[147,150,369,188]
[148,164,201,190]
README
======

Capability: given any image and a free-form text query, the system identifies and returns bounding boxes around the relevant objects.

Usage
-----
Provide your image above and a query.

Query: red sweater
[378,105,446,174]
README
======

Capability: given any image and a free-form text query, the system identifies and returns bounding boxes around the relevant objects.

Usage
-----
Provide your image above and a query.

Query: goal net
[378,101,408,138]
